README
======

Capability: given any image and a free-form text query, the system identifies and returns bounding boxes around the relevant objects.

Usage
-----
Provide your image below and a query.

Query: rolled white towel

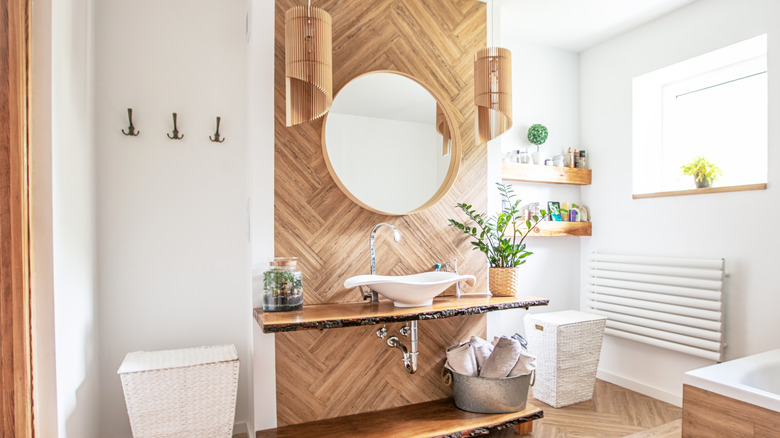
[469,336,494,372]
[479,336,524,378]
[445,342,478,377]
[508,348,536,377]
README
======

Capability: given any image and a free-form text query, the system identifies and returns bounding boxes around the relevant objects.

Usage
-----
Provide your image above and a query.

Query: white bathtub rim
[683,348,780,413]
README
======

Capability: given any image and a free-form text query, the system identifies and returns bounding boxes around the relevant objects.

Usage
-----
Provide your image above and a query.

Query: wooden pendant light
[285,3,333,127]
[474,46,512,143]
[436,103,451,155]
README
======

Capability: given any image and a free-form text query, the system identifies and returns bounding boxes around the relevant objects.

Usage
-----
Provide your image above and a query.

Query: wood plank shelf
[254,294,549,333]
[256,397,543,438]
[502,162,592,185]
[511,221,592,237]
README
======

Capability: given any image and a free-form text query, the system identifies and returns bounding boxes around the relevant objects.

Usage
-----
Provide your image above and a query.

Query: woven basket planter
[489,267,522,297]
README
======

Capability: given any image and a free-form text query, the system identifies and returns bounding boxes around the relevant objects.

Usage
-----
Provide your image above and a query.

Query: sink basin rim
[344,272,477,307]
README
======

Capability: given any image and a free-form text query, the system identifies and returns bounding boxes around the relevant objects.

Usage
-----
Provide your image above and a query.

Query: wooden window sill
[632,183,766,199]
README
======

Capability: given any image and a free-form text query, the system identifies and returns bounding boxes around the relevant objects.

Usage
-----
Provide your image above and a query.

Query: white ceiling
[496,0,698,53]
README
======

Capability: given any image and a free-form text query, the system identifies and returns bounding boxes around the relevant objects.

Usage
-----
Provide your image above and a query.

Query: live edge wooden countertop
[254,293,549,333]
[256,397,543,438]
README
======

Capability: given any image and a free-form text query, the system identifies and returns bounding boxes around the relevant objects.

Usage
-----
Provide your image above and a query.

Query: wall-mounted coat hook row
[167,112,184,139]
[122,110,226,142]
[210,116,226,143]
[122,108,140,136]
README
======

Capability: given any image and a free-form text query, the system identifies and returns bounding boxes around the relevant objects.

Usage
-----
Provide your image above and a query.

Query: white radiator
[587,253,725,362]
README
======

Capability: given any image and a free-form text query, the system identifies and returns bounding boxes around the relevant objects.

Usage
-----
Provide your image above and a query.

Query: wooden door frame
[1,0,35,436]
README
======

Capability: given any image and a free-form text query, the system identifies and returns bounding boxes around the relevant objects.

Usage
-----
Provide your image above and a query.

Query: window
[633,35,767,196]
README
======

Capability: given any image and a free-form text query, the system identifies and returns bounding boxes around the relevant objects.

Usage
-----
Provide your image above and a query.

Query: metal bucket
[449,370,533,414]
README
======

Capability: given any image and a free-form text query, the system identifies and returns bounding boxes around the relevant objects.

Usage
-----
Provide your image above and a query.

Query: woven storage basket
[489,267,521,297]
[524,311,606,408]
[118,344,239,438]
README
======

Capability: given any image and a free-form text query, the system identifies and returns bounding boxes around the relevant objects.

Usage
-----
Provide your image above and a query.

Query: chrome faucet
[439,257,462,297]
[363,222,401,302]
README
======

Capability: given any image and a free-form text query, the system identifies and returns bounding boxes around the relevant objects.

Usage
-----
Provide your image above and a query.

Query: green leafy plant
[448,183,548,267]
[527,124,548,152]
[680,156,722,184]
[263,270,302,297]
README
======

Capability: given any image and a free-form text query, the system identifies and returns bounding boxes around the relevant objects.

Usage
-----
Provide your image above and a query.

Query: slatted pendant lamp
[474,0,512,143]
[285,1,333,127]
[436,103,451,156]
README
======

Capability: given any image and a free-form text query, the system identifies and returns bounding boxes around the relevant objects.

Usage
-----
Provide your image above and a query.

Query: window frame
[632,34,768,198]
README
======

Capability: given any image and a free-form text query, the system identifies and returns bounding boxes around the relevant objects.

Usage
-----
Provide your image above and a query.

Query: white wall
[580,0,780,405]
[487,37,583,338]
[92,1,253,436]
[31,0,58,433]
[248,0,277,430]
[49,0,101,436]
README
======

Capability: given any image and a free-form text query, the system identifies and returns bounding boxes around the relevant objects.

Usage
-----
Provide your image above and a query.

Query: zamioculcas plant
[448,183,547,296]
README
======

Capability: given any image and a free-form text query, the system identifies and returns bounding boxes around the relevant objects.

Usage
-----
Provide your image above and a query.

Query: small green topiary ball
[527,124,548,146]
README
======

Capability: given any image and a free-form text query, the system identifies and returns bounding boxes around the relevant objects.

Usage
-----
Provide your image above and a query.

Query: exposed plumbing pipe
[386,321,418,374]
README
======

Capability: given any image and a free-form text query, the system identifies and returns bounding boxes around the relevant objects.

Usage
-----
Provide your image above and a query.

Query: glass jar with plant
[527,123,548,165]
[262,257,303,312]
[448,183,547,297]
[681,157,722,188]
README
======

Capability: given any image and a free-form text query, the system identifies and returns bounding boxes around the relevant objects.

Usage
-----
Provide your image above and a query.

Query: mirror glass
[323,72,459,215]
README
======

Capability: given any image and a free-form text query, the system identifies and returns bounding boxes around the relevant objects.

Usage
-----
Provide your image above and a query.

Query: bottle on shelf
[577,150,587,169]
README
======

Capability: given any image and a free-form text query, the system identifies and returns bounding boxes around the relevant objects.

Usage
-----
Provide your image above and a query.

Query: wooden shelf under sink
[254,293,549,333]
[255,397,543,438]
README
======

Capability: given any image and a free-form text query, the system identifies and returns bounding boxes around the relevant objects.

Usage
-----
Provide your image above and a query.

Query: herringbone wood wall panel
[274,0,487,425]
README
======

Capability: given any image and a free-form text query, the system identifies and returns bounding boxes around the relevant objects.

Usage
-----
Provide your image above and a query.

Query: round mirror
[322,72,460,215]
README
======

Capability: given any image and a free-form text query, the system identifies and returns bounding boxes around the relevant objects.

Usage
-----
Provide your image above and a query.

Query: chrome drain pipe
[386,320,418,374]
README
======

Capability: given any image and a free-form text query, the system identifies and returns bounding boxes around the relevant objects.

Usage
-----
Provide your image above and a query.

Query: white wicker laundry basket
[118,344,239,438]
[524,311,607,408]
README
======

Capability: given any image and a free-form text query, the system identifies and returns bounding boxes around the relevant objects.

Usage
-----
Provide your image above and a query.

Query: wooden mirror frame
[321,70,462,216]
[1,0,35,436]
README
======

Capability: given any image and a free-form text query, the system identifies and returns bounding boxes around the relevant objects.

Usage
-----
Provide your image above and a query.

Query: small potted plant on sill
[448,183,547,297]
[681,156,722,189]
[527,123,548,165]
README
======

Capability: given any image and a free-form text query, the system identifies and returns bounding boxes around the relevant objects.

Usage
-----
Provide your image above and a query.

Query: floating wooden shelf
[510,221,592,237]
[254,293,549,333]
[502,162,592,185]
[256,397,543,438]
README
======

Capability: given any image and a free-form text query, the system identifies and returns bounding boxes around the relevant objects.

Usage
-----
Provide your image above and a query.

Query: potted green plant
[681,157,722,188]
[448,183,547,297]
[527,124,548,165]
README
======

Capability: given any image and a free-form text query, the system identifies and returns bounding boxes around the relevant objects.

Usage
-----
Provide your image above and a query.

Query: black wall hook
[167,113,184,139]
[209,116,226,143]
[121,108,140,136]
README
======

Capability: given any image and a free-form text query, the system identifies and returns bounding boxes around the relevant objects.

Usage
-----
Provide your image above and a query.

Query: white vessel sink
[344,271,476,307]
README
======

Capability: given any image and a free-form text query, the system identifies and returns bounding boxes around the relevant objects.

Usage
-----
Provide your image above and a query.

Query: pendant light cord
[489,0,494,47]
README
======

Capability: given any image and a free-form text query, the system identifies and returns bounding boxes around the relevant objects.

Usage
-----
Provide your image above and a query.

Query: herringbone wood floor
[490,380,682,437]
